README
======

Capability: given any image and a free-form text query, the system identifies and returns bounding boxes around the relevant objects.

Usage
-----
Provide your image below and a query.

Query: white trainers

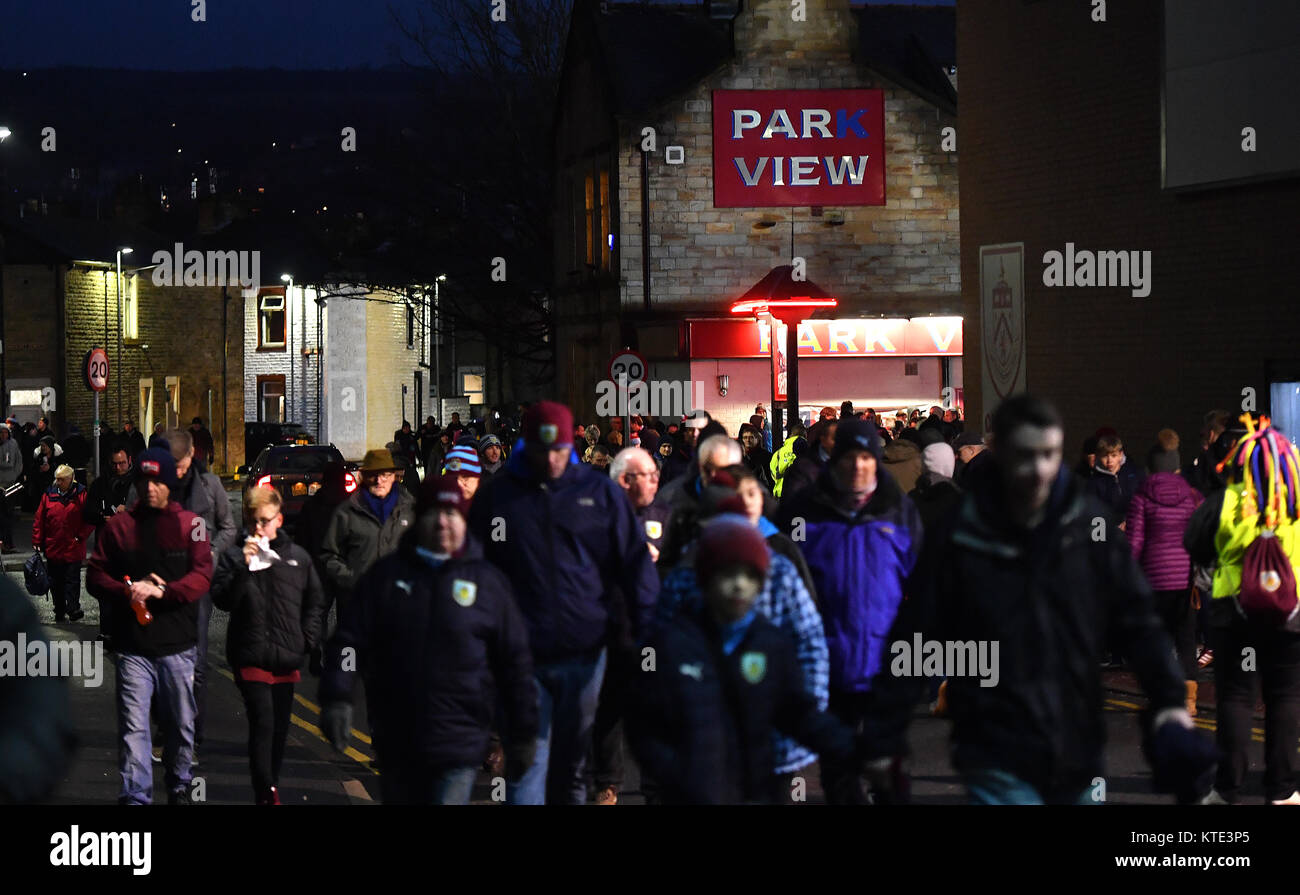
[1270,791,1300,805]
[1199,789,1229,805]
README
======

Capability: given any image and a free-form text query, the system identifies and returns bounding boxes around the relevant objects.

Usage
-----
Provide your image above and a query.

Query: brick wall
[60,267,244,471]
[958,1,1300,457]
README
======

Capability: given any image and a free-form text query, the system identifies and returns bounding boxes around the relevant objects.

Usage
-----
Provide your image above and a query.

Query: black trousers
[821,690,870,805]
[1210,599,1300,802]
[47,560,82,617]
[236,679,294,798]
[0,491,13,545]
[1152,588,1198,680]
[592,645,636,791]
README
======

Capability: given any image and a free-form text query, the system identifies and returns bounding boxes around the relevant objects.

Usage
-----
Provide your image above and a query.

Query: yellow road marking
[292,691,372,745]
[1105,696,1269,743]
[217,667,378,771]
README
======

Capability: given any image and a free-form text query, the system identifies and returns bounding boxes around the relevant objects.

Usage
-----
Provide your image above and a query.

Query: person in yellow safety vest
[1185,414,1300,805]
[770,423,808,498]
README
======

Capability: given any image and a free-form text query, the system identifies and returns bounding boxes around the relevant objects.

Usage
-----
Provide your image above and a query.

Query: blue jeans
[508,649,606,805]
[965,768,1097,805]
[194,592,212,745]
[117,647,197,804]
[379,763,478,805]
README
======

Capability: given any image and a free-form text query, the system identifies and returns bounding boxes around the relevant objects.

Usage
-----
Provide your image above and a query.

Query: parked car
[237,443,357,529]
[244,422,314,469]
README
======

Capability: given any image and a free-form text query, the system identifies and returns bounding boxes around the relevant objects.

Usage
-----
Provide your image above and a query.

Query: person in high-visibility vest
[770,423,808,499]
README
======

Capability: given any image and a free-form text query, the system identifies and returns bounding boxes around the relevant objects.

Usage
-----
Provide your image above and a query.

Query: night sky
[0,0,954,70]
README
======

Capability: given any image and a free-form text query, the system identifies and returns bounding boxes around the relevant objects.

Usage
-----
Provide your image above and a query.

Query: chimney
[732,0,856,61]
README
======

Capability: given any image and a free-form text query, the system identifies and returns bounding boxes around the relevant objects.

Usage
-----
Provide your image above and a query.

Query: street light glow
[280,274,292,282]
[0,127,11,142]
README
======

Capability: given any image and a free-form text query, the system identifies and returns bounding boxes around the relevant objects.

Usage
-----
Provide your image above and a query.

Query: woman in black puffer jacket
[211,485,326,804]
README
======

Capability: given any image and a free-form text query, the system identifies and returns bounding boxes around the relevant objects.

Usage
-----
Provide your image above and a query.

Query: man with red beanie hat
[468,400,658,804]
[320,475,537,804]
[627,516,863,804]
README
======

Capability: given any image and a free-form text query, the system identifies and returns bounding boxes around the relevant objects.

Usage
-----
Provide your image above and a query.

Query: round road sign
[607,349,648,391]
[85,348,109,392]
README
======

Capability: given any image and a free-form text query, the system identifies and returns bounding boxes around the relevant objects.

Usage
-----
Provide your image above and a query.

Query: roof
[1,217,172,265]
[590,1,955,116]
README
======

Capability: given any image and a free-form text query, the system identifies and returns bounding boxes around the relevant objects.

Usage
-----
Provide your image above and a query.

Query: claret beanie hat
[695,515,770,584]
[443,445,482,477]
[418,474,471,518]
[524,401,574,449]
[830,417,884,463]
[135,448,178,489]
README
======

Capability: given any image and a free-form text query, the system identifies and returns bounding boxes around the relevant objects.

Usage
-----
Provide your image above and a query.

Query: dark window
[269,448,343,474]
[407,302,415,348]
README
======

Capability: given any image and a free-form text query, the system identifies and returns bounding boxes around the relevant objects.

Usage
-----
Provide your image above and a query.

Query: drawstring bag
[1238,530,1299,626]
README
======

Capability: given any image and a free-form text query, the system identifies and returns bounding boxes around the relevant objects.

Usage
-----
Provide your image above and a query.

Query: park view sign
[712,89,886,207]
[689,318,963,359]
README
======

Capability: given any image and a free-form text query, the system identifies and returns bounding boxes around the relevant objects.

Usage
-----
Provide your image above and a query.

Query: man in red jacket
[33,464,94,623]
[87,448,215,805]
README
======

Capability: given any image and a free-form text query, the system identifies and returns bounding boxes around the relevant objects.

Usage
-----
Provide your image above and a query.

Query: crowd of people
[9,393,1300,809]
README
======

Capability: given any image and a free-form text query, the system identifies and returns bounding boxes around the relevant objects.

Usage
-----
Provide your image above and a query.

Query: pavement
[9,485,1287,805]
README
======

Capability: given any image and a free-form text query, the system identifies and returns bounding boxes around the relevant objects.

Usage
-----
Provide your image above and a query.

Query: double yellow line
[1105,695,1271,744]
[216,667,379,774]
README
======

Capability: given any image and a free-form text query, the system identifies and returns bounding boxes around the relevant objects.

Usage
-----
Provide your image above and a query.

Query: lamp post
[107,247,131,478]
[0,126,12,418]
[433,274,446,419]
[281,274,293,424]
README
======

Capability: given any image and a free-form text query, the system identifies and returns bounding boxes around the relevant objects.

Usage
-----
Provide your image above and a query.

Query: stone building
[552,0,959,430]
[0,218,244,473]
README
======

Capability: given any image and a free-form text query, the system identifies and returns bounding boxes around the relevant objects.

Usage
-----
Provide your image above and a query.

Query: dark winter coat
[467,448,658,663]
[778,468,923,693]
[319,488,417,610]
[33,483,94,562]
[779,449,828,508]
[910,474,964,533]
[863,466,1186,795]
[86,469,137,530]
[169,466,238,559]
[210,530,326,674]
[1126,472,1203,591]
[627,605,857,804]
[1085,461,1142,524]
[86,501,215,658]
[122,429,147,459]
[320,533,538,767]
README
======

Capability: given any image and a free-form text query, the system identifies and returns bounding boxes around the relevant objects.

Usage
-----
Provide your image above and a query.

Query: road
[10,489,1281,805]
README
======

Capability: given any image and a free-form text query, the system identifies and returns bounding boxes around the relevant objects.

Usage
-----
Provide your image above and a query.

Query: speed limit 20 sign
[84,348,109,392]
[607,349,647,391]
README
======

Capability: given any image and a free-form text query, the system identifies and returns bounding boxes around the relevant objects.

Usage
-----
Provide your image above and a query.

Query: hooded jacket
[883,439,923,494]
[777,467,923,693]
[210,529,326,674]
[321,532,538,767]
[0,435,22,488]
[467,447,658,663]
[33,483,94,562]
[863,466,1186,794]
[1126,472,1202,591]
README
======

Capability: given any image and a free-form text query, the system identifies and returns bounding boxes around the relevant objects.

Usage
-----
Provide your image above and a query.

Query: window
[138,379,154,438]
[164,376,180,430]
[458,367,486,405]
[258,376,285,423]
[122,275,138,340]
[584,173,595,267]
[259,294,286,348]
[599,168,611,272]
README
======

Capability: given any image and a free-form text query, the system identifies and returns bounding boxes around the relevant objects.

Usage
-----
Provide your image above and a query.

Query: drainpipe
[641,149,651,313]
[222,286,229,470]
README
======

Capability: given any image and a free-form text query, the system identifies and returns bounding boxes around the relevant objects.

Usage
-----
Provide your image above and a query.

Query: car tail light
[256,475,273,490]
[344,472,358,493]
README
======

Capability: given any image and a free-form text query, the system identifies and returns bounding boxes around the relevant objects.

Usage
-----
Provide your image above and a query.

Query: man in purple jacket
[1126,429,1203,714]
[777,417,922,804]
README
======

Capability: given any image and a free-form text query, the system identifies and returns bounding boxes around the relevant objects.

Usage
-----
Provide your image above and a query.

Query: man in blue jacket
[468,401,658,805]
[777,416,923,804]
